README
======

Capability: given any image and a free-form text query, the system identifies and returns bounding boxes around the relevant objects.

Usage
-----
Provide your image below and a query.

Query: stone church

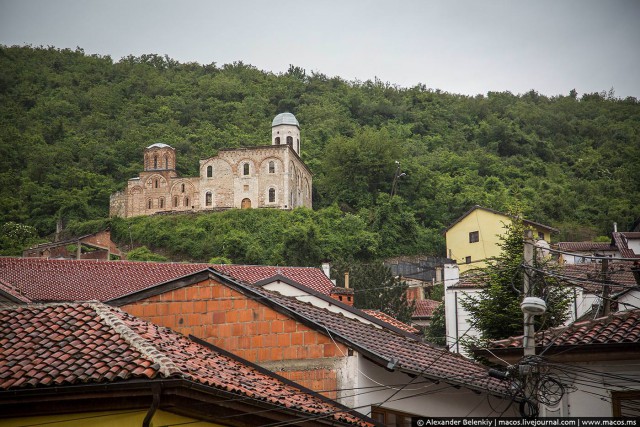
[109,113,312,218]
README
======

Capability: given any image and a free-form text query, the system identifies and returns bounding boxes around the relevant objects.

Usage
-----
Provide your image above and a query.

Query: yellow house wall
[0,409,223,427]
[446,209,552,273]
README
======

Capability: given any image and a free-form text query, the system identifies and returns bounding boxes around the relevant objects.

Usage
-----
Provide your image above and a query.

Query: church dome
[147,143,172,149]
[272,112,299,128]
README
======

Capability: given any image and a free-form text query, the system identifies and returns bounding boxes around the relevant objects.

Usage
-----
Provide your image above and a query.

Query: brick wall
[121,278,347,398]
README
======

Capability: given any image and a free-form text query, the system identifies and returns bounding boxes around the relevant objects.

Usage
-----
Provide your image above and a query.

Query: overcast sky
[1,0,639,98]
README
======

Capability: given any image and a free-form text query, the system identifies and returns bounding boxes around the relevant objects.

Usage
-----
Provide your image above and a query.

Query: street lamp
[391,161,407,197]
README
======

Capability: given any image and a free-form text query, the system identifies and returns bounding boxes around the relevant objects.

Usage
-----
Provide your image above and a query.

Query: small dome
[272,112,299,128]
[147,143,172,149]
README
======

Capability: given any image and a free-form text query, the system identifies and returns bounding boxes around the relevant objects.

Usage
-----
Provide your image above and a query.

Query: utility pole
[601,257,611,316]
[523,230,535,357]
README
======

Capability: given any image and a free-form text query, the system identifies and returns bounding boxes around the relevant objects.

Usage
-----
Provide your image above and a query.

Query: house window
[465,256,472,264]
[164,155,169,169]
[173,196,178,207]
[371,407,414,427]
[286,136,293,145]
[275,137,280,145]
[269,161,275,173]
[181,183,185,193]
[154,179,159,189]
[243,163,250,176]
[147,199,153,209]
[184,197,189,207]
[159,198,164,208]
[538,232,545,240]
[269,188,275,203]
[207,165,213,178]
[205,192,212,206]
[154,155,158,169]
[469,231,479,243]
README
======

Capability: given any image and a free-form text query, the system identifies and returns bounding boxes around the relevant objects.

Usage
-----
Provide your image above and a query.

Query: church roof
[272,112,299,127]
[146,142,172,149]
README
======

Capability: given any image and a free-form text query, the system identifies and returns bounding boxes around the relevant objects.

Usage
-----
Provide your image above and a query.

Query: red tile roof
[361,310,420,334]
[251,286,508,395]
[613,232,639,258]
[556,242,616,252]
[413,299,441,318]
[558,262,637,293]
[0,279,31,303]
[487,309,640,350]
[0,302,371,426]
[213,264,335,294]
[0,257,206,301]
[0,257,335,302]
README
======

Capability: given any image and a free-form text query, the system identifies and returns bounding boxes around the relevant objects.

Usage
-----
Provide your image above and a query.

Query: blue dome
[272,112,299,127]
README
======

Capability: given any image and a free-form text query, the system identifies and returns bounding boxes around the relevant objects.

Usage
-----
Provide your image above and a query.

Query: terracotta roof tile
[361,310,420,334]
[556,242,616,252]
[0,258,334,302]
[0,302,370,426]
[0,279,31,303]
[413,299,441,318]
[488,309,640,350]
[213,264,335,294]
[559,262,637,292]
[250,287,508,395]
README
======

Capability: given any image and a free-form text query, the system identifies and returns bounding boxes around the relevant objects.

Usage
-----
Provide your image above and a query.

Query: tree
[333,261,415,324]
[460,212,571,343]
[0,222,39,256]
[126,246,168,262]
[424,300,446,346]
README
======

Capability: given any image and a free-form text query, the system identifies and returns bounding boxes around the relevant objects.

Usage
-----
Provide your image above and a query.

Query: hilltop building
[110,113,312,218]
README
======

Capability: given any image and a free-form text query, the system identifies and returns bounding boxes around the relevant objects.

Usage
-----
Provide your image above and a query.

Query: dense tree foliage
[1,45,639,260]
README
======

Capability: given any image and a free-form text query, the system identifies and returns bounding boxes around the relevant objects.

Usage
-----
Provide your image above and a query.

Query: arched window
[184,197,190,207]
[154,155,158,169]
[181,183,185,193]
[159,198,164,208]
[286,136,293,145]
[205,192,212,206]
[275,137,280,145]
[174,196,178,207]
[154,179,159,188]
[207,165,213,178]
[243,163,249,176]
[269,161,275,174]
[164,155,169,169]
[148,199,153,209]
[269,188,276,203]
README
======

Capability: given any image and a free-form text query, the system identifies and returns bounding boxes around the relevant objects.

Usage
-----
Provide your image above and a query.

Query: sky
[1,0,639,99]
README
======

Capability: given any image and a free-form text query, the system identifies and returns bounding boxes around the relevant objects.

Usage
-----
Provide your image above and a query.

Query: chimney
[344,272,349,289]
[614,222,618,233]
[330,287,354,307]
[321,262,331,279]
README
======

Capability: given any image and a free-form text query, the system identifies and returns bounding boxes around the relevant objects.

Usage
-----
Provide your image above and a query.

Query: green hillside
[1,45,639,262]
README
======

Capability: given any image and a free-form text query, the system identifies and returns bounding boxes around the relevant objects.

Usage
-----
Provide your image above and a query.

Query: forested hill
[1,45,639,258]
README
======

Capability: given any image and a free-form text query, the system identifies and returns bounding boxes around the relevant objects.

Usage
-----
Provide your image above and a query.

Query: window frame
[469,231,479,243]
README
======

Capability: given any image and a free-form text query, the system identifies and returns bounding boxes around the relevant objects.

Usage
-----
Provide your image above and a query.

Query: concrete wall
[355,357,518,417]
